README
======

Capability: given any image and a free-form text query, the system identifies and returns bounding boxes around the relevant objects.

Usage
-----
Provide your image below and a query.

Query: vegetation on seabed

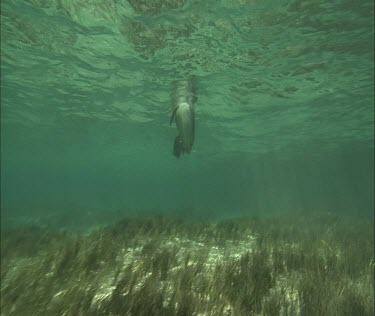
[1,212,374,315]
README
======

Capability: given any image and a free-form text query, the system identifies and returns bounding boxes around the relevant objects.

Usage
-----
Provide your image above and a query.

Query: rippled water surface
[1,0,374,221]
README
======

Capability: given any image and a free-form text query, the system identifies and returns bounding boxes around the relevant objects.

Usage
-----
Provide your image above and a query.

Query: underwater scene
[1,0,374,315]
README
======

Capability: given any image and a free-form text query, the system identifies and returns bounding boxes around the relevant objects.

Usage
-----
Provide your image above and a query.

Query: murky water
[1,1,374,314]
[1,0,374,224]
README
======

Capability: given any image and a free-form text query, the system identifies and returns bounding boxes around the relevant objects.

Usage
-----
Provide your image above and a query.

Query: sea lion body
[170,79,197,158]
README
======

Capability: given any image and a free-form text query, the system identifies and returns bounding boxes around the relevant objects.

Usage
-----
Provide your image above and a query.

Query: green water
[1,0,374,226]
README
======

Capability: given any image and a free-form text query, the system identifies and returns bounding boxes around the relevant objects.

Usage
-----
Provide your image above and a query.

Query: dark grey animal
[170,78,197,158]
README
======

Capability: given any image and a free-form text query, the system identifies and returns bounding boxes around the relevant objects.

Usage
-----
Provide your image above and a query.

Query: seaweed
[1,212,373,315]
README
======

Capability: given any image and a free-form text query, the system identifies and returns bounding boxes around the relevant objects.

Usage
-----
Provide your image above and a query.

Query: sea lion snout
[173,135,183,158]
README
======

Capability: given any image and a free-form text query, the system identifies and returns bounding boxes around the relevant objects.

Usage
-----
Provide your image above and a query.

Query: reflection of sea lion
[170,78,197,158]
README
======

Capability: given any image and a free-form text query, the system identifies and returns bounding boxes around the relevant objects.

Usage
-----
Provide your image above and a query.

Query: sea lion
[170,78,197,158]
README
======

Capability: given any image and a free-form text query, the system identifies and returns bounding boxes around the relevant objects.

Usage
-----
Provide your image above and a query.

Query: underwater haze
[1,1,374,315]
[1,0,374,224]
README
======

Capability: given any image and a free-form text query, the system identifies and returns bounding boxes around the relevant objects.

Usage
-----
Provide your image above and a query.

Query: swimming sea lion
[170,78,197,158]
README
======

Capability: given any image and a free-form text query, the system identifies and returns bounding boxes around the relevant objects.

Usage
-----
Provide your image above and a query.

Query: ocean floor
[1,212,374,316]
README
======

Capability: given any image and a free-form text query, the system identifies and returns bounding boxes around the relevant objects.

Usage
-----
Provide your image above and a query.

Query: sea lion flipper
[170,106,179,125]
